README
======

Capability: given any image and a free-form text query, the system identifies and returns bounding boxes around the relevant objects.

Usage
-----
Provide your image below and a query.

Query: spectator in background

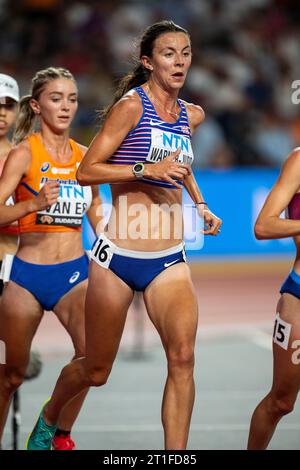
[253,112,296,166]
[192,116,234,168]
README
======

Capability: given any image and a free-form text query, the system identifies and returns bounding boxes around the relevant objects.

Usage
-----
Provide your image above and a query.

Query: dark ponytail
[100,64,149,121]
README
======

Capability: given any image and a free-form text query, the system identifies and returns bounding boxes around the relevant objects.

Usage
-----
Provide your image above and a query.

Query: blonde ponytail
[13,95,36,144]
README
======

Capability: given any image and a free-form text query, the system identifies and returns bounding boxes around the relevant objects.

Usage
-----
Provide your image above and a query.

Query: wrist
[143,164,151,178]
[132,162,145,179]
[195,201,209,217]
[27,198,38,213]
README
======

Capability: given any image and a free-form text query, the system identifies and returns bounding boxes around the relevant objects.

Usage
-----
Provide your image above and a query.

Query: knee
[3,367,25,392]
[86,365,111,387]
[167,345,195,373]
[268,393,296,417]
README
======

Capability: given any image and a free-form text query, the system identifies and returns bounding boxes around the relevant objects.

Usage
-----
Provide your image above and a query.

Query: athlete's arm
[183,101,206,199]
[183,104,222,235]
[255,148,300,239]
[76,94,143,186]
[86,185,102,235]
[77,144,103,234]
[76,92,190,187]
[183,170,222,236]
[0,145,59,226]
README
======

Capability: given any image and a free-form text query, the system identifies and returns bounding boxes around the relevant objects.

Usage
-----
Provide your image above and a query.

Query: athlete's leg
[143,263,198,450]
[53,280,88,433]
[43,261,134,425]
[0,282,43,442]
[247,294,300,449]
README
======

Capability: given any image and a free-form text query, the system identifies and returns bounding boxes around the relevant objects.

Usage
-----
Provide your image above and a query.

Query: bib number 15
[273,313,291,350]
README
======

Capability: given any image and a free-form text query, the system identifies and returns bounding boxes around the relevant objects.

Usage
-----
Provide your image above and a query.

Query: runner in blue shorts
[0,67,101,450]
[248,148,300,449]
[28,21,222,450]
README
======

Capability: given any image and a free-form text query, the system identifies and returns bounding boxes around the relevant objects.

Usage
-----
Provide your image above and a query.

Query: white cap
[0,74,20,102]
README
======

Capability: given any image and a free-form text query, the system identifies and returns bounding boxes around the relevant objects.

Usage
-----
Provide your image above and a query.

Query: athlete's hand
[31,181,60,211]
[144,148,191,189]
[198,205,222,236]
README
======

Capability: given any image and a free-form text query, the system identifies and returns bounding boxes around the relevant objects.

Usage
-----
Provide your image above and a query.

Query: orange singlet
[15,133,92,233]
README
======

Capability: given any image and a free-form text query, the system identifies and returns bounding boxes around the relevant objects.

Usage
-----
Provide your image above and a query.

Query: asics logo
[164,259,180,268]
[40,162,50,172]
[69,271,80,284]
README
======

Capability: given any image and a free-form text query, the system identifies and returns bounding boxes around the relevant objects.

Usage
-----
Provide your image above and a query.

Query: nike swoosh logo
[150,119,164,126]
[164,259,180,268]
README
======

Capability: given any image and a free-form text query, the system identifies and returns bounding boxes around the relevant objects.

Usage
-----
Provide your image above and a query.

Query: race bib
[0,254,14,282]
[273,313,292,350]
[90,234,116,269]
[36,182,92,228]
[146,127,194,165]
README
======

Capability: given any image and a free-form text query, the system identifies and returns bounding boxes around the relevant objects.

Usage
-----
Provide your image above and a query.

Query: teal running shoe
[26,399,57,450]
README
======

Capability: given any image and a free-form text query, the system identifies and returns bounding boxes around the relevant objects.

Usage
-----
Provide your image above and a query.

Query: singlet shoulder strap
[69,138,84,159]
[25,133,46,174]
[134,86,147,100]
[176,99,190,133]
[134,86,157,113]
[177,98,189,118]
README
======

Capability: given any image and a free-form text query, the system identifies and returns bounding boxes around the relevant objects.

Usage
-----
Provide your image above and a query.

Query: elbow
[76,168,90,186]
[254,222,268,240]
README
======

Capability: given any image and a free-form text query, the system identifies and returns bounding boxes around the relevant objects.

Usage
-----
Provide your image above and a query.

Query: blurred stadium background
[1,0,300,450]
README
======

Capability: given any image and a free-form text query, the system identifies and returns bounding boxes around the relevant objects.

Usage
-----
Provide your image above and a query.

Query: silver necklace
[146,84,180,119]
[42,137,70,158]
